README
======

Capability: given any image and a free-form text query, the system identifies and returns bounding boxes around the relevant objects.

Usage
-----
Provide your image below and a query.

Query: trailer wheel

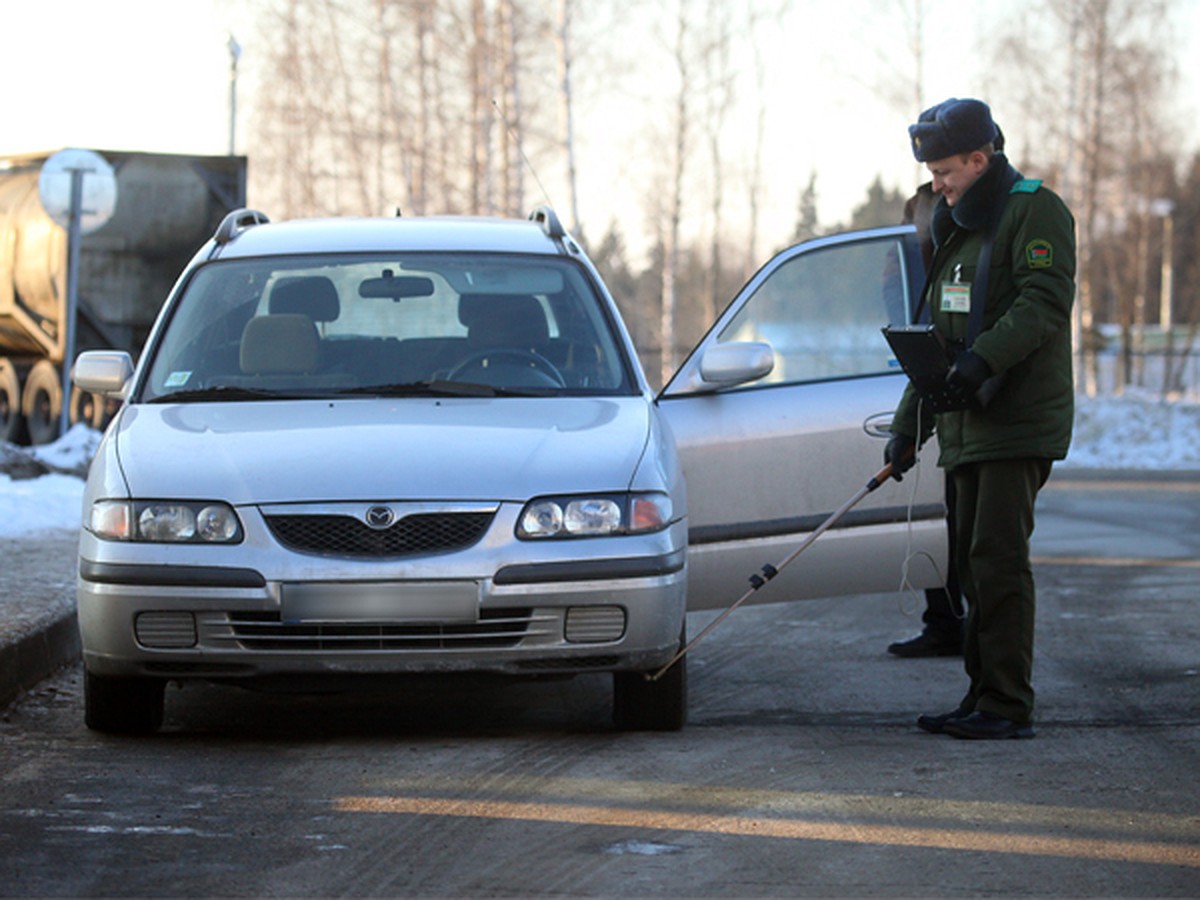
[0,358,25,444]
[69,385,105,430]
[21,360,61,445]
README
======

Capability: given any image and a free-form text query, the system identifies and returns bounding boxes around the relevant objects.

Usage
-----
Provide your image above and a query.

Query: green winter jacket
[892,154,1076,470]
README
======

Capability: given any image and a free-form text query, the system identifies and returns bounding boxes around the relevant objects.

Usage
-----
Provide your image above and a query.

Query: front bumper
[77,512,688,682]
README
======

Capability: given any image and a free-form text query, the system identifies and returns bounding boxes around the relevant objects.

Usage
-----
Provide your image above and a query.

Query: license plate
[281,581,479,623]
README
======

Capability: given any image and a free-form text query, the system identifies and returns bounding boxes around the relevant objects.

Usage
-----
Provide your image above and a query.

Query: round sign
[37,148,117,234]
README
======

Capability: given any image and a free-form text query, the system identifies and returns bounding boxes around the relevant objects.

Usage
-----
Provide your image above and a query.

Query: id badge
[941,282,971,314]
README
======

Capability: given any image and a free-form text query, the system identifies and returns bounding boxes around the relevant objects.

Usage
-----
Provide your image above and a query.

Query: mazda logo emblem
[364,506,395,529]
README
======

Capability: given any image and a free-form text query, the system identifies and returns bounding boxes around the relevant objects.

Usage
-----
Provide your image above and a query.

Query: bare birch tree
[992,0,1180,396]
[659,0,691,386]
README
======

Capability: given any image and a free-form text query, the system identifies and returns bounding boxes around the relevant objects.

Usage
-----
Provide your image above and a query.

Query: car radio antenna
[492,98,555,210]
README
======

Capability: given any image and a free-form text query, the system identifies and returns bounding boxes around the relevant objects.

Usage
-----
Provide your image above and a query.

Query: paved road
[1,472,1197,896]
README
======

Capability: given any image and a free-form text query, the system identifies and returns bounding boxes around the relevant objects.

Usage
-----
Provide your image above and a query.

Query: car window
[712,235,914,387]
[140,253,635,400]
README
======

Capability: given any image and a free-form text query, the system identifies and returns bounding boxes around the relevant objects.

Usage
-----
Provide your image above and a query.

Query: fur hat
[909,98,1000,162]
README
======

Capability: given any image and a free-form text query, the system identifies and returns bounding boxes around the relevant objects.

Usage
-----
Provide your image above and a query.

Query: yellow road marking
[334,795,1200,868]
[363,776,1200,839]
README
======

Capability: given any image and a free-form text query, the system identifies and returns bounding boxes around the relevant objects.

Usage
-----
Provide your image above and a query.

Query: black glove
[945,350,992,405]
[884,433,916,481]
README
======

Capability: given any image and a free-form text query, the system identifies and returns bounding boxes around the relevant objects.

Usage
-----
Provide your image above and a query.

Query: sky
[4,0,1198,247]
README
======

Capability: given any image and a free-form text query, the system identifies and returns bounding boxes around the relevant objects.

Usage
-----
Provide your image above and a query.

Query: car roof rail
[528,205,565,240]
[213,208,271,246]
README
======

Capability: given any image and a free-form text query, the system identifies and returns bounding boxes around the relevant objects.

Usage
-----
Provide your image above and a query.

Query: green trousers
[951,458,1053,724]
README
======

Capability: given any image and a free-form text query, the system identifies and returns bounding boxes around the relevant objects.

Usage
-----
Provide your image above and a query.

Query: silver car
[73,207,946,733]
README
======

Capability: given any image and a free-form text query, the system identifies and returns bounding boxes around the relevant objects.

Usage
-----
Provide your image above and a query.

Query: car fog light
[135,612,197,648]
[565,606,626,643]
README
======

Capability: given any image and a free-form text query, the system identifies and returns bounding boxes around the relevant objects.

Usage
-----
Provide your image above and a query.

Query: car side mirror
[72,351,135,398]
[698,341,774,388]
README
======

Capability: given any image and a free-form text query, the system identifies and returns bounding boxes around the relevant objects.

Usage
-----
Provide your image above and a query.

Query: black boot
[887,631,962,658]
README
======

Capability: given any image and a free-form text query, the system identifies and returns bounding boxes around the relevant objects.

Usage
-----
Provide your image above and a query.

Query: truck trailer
[0,150,247,444]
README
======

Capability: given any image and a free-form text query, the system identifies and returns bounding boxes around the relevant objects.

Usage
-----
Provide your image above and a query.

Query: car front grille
[264,511,494,558]
[219,608,541,651]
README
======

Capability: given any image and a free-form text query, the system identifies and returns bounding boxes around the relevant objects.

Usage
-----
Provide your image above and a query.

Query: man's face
[926,151,988,206]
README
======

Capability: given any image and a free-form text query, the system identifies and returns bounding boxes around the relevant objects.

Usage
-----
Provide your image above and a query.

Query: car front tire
[84,670,165,734]
[612,625,687,732]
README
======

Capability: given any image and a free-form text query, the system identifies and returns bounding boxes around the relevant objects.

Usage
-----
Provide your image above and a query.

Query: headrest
[268,276,340,322]
[458,294,549,347]
[240,314,319,374]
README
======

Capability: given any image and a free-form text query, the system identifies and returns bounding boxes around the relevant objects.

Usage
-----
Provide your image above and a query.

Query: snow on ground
[2,393,1198,539]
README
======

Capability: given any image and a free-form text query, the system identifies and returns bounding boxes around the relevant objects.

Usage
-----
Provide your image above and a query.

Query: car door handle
[863,411,894,438]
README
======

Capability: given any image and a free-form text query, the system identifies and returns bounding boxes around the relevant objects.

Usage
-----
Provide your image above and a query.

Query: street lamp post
[227,34,242,156]
[1150,200,1174,332]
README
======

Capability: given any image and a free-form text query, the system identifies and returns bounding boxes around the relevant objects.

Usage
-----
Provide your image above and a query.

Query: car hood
[110,397,652,504]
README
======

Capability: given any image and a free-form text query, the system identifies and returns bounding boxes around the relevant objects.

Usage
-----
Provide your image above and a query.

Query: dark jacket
[893,154,1076,469]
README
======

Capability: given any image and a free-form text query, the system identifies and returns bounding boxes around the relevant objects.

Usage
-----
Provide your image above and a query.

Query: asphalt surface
[0,466,1195,712]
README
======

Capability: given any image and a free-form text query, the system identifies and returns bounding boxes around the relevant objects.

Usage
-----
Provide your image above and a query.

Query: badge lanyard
[910,168,1019,348]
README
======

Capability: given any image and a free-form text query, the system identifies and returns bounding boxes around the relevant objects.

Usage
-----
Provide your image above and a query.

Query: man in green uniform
[886,97,1076,739]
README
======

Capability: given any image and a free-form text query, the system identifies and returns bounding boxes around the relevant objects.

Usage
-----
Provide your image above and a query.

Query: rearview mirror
[359,274,436,300]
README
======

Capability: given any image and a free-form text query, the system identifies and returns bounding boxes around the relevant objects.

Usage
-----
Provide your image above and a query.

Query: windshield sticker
[164,371,192,387]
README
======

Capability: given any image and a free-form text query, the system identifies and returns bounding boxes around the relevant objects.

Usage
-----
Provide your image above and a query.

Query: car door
[658,226,948,611]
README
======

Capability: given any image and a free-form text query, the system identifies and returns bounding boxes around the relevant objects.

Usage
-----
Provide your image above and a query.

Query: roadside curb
[0,586,79,710]
[1051,466,1200,483]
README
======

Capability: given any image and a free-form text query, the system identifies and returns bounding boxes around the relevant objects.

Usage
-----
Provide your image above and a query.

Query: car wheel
[612,625,687,732]
[84,670,165,734]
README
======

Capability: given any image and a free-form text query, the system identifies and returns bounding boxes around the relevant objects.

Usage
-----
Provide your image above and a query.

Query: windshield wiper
[147,385,297,403]
[336,379,556,398]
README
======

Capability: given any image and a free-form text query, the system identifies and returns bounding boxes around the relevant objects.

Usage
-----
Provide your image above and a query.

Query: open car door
[659,226,948,611]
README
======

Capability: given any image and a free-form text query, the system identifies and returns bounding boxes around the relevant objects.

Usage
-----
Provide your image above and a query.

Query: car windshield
[139,253,637,402]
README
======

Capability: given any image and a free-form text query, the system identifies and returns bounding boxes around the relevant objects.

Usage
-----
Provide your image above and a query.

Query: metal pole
[1160,211,1174,332]
[60,167,85,438]
[646,460,898,682]
[227,34,241,156]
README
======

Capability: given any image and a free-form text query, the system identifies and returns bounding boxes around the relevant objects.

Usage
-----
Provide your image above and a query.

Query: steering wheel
[446,348,566,388]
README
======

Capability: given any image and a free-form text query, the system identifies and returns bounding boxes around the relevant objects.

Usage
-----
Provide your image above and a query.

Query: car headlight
[517,492,672,539]
[89,500,243,543]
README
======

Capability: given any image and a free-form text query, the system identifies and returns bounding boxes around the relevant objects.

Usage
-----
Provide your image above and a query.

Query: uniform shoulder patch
[1011,179,1043,194]
[1026,239,1054,269]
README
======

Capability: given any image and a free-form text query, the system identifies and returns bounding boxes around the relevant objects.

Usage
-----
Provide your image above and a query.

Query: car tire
[612,624,688,732]
[84,670,165,734]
